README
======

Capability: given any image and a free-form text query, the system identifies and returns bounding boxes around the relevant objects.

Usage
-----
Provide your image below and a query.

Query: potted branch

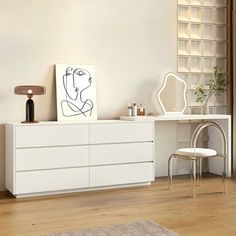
[195,66,227,114]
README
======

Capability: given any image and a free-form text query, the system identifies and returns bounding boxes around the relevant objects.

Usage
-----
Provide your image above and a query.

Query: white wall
[0,0,177,191]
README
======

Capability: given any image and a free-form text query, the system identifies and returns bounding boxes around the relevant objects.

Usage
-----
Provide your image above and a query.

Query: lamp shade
[14,85,46,95]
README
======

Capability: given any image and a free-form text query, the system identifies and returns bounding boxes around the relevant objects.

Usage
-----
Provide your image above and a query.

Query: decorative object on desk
[137,104,145,116]
[131,99,137,116]
[157,72,187,115]
[14,85,46,123]
[55,64,97,121]
[127,103,132,116]
[195,66,227,114]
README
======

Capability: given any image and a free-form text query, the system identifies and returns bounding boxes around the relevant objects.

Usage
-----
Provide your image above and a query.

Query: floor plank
[0,175,236,236]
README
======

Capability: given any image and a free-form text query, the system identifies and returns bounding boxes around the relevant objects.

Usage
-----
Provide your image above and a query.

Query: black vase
[26,98,34,122]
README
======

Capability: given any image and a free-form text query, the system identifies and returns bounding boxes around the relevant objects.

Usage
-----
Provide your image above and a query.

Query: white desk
[120,114,231,177]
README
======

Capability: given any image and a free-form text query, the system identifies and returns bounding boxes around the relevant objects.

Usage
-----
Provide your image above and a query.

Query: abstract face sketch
[56,64,97,121]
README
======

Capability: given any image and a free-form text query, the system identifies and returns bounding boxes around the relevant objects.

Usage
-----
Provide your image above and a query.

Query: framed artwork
[55,64,97,121]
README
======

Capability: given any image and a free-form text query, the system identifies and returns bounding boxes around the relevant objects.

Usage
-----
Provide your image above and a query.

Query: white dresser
[5,120,154,197]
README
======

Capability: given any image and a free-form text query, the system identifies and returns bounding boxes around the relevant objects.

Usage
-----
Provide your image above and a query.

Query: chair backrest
[190,121,227,156]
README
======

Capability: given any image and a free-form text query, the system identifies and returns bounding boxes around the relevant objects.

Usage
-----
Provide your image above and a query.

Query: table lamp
[14,85,46,123]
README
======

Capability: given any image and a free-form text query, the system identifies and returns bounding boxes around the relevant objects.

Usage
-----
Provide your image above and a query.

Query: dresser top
[6,119,154,126]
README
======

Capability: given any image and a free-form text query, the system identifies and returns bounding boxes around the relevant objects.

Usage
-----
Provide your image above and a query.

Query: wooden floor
[1,175,236,236]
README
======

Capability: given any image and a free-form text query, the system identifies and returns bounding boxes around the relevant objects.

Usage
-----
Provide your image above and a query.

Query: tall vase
[203,104,209,115]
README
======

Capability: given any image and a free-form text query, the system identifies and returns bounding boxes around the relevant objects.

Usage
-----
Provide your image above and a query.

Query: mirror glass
[157,73,187,114]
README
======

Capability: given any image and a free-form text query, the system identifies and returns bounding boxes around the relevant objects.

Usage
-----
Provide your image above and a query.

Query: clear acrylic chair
[168,121,227,197]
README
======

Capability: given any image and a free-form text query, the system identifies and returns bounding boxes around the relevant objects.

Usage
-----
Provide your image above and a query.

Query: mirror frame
[157,72,187,115]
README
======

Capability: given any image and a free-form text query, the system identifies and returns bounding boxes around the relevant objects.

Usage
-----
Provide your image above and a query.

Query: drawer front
[90,162,154,187]
[90,123,153,144]
[16,168,89,194]
[16,146,89,171]
[15,124,89,148]
[90,142,153,166]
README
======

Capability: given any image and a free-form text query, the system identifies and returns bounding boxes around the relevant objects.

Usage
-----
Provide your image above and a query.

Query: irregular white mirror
[157,72,187,115]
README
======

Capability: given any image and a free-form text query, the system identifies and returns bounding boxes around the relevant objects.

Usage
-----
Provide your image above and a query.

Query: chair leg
[168,154,175,189]
[222,156,227,194]
[196,158,201,186]
[199,158,202,178]
[191,159,197,198]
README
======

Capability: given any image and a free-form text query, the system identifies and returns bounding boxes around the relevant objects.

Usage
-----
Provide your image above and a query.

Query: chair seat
[175,148,217,157]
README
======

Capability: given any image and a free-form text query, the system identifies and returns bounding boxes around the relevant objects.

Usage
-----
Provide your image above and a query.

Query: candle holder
[14,85,46,123]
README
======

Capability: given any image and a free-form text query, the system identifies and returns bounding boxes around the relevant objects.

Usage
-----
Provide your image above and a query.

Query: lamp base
[21,120,39,124]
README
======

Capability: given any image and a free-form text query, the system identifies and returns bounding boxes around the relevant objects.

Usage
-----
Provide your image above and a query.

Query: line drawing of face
[61,66,94,117]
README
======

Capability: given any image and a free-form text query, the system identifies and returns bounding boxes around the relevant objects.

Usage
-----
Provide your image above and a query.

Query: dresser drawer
[16,146,89,171]
[90,162,154,187]
[15,168,89,194]
[90,123,153,144]
[15,124,89,148]
[90,142,153,166]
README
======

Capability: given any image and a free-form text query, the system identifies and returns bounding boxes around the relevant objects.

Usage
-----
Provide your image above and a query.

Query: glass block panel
[215,7,227,24]
[188,90,201,106]
[212,106,227,114]
[215,41,227,57]
[178,56,191,72]
[203,0,214,6]
[191,40,202,56]
[178,39,191,55]
[191,57,202,72]
[177,0,229,115]
[178,0,191,5]
[178,6,190,21]
[191,107,203,114]
[191,23,202,39]
[203,7,214,23]
[203,24,214,39]
[203,73,214,84]
[215,25,227,40]
[214,91,227,106]
[215,0,227,6]
[178,22,191,38]
[191,0,202,6]
[215,58,227,72]
[203,58,214,73]
[191,7,202,22]
[191,73,202,89]
[178,73,191,88]
[203,41,214,56]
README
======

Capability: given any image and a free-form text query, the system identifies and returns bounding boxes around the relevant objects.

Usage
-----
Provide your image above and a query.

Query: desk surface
[120,114,231,122]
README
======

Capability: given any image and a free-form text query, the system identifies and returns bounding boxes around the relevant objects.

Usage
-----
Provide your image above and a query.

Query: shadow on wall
[135,76,164,116]
[40,65,57,121]
[116,76,165,118]
[0,124,5,191]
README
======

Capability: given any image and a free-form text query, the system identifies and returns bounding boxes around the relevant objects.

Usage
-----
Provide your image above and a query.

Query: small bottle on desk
[137,104,145,116]
[127,103,132,116]
[132,100,137,116]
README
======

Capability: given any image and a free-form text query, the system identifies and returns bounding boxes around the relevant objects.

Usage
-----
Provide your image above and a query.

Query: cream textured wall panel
[0,0,177,190]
